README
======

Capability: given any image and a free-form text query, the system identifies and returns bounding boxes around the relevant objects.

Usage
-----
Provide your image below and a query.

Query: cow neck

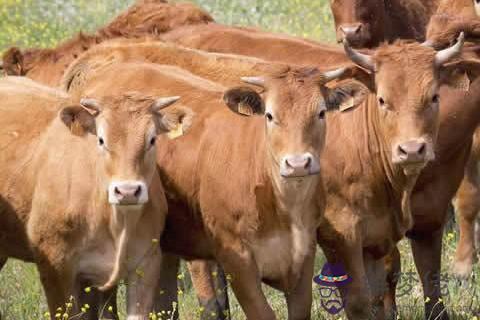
[365,94,418,234]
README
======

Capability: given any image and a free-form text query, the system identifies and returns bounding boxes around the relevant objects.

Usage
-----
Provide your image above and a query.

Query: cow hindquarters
[410,228,449,320]
[453,155,480,278]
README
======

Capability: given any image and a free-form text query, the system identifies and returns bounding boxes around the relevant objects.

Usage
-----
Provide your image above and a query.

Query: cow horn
[151,96,181,112]
[435,32,465,66]
[80,98,102,115]
[241,77,266,88]
[323,67,346,82]
[344,40,375,71]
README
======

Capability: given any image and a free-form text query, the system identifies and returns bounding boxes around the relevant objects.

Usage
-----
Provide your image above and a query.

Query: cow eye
[432,94,440,104]
[318,110,326,120]
[378,97,385,106]
[98,137,105,146]
[265,112,273,122]
[150,136,156,146]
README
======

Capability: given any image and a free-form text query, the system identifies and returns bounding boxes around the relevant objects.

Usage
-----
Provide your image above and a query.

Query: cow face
[224,67,366,179]
[343,33,480,175]
[60,93,193,205]
[330,0,385,48]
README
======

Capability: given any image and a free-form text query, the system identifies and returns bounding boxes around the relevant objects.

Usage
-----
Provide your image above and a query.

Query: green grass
[0,0,479,319]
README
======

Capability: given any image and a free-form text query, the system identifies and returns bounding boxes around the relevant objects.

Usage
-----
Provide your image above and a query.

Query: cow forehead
[266,71,323,116]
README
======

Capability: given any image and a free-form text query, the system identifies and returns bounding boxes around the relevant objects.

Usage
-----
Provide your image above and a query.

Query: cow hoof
[452,258,473,279]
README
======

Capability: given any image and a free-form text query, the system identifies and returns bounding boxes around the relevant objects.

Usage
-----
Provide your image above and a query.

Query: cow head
[330,0,385,48]
[224,67,367,179]
[60,93,193,205]
[343,33,480,175]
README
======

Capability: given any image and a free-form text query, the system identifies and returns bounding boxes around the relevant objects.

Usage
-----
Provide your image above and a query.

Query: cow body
[64,54,364,319]
[1,0,212,86]
[0,76,192,320]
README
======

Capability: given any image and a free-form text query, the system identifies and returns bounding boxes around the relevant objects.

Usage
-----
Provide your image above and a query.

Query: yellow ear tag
[339,97,355,112]
[238,102,254,116]
[167,123,184,139]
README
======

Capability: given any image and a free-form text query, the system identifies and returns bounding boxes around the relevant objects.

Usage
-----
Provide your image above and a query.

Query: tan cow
[1,0,212,86]
[0,76,193,320]
[63,54,365,319]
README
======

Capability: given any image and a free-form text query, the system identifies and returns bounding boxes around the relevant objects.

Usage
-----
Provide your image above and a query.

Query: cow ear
[60,106,97,136]
[155,106,195,139]
[326,80,369,112]
[223,86,265,116]
[439,59,480,91]
[2,47,24,76]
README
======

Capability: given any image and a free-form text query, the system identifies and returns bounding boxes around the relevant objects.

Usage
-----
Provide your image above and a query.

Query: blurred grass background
[0,0,479,319]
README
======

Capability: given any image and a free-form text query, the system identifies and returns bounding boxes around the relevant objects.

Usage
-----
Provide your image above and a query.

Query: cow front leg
[410,228,449,320]
[217,247,275,320]
[188,260,229,320]
[364,254,387,320]
[383,247,400,320]
[36,260,74,319]
[453,157,480,278]
[285,248,314,320]
[154,252,180,319]
[126,246,162,320]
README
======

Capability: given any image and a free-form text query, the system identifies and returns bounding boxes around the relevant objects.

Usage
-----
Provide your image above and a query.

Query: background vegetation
[0,0,478,319]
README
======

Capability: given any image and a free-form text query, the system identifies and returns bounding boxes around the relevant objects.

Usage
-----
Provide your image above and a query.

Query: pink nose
[280,153,320,178]
[108,181,148,205]
[393,140,428,165]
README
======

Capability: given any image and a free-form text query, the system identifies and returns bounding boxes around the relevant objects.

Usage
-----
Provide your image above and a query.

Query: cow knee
[345,295,371,320]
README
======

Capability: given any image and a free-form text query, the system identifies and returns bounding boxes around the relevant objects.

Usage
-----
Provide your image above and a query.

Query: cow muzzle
[280,153,320,178]
[338,23,365,47]
[392,139,433,172]
[108,181,148,205]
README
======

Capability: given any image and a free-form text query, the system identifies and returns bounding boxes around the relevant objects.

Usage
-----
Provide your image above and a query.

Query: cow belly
[77,242,116,285]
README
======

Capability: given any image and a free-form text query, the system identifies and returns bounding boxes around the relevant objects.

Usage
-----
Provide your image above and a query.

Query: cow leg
[154,252,180,319]
[217,248,275,320]
[383,247,400,320]
[364,254,387,320]
[126,244,162,319]
[410,228,449,320]
[211,262,230,319]
[188,260,229,320]
[285,249,314,320]
[36,261,74,319]
[453,157,480,278]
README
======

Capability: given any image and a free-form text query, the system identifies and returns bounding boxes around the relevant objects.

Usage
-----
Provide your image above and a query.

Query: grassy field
[0,0,479,319]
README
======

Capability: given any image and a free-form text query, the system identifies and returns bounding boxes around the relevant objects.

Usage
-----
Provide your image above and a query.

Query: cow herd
[1,0,480,319]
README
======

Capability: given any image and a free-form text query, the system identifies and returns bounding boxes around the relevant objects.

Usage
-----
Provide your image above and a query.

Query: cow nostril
[418,144,426,156]
[354,25,362,34]
[398,145,408,157]
[114,186,121,196]
[304,157,311,169]
[134,185,142,198]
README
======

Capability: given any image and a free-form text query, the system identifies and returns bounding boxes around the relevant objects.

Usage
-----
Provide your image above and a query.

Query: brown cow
[63,54,364,319]
[426,8,480,279]
[160,23,351,68]
[0,76,193,319]
[329,0,439,48]
[64,33,480,319]
[1,0,212,86]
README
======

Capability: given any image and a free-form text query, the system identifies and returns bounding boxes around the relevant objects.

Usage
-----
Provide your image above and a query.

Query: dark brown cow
[425,8,480,279]
[1,0,212,86]
[329,0,439,48]
[64,57,361,319]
